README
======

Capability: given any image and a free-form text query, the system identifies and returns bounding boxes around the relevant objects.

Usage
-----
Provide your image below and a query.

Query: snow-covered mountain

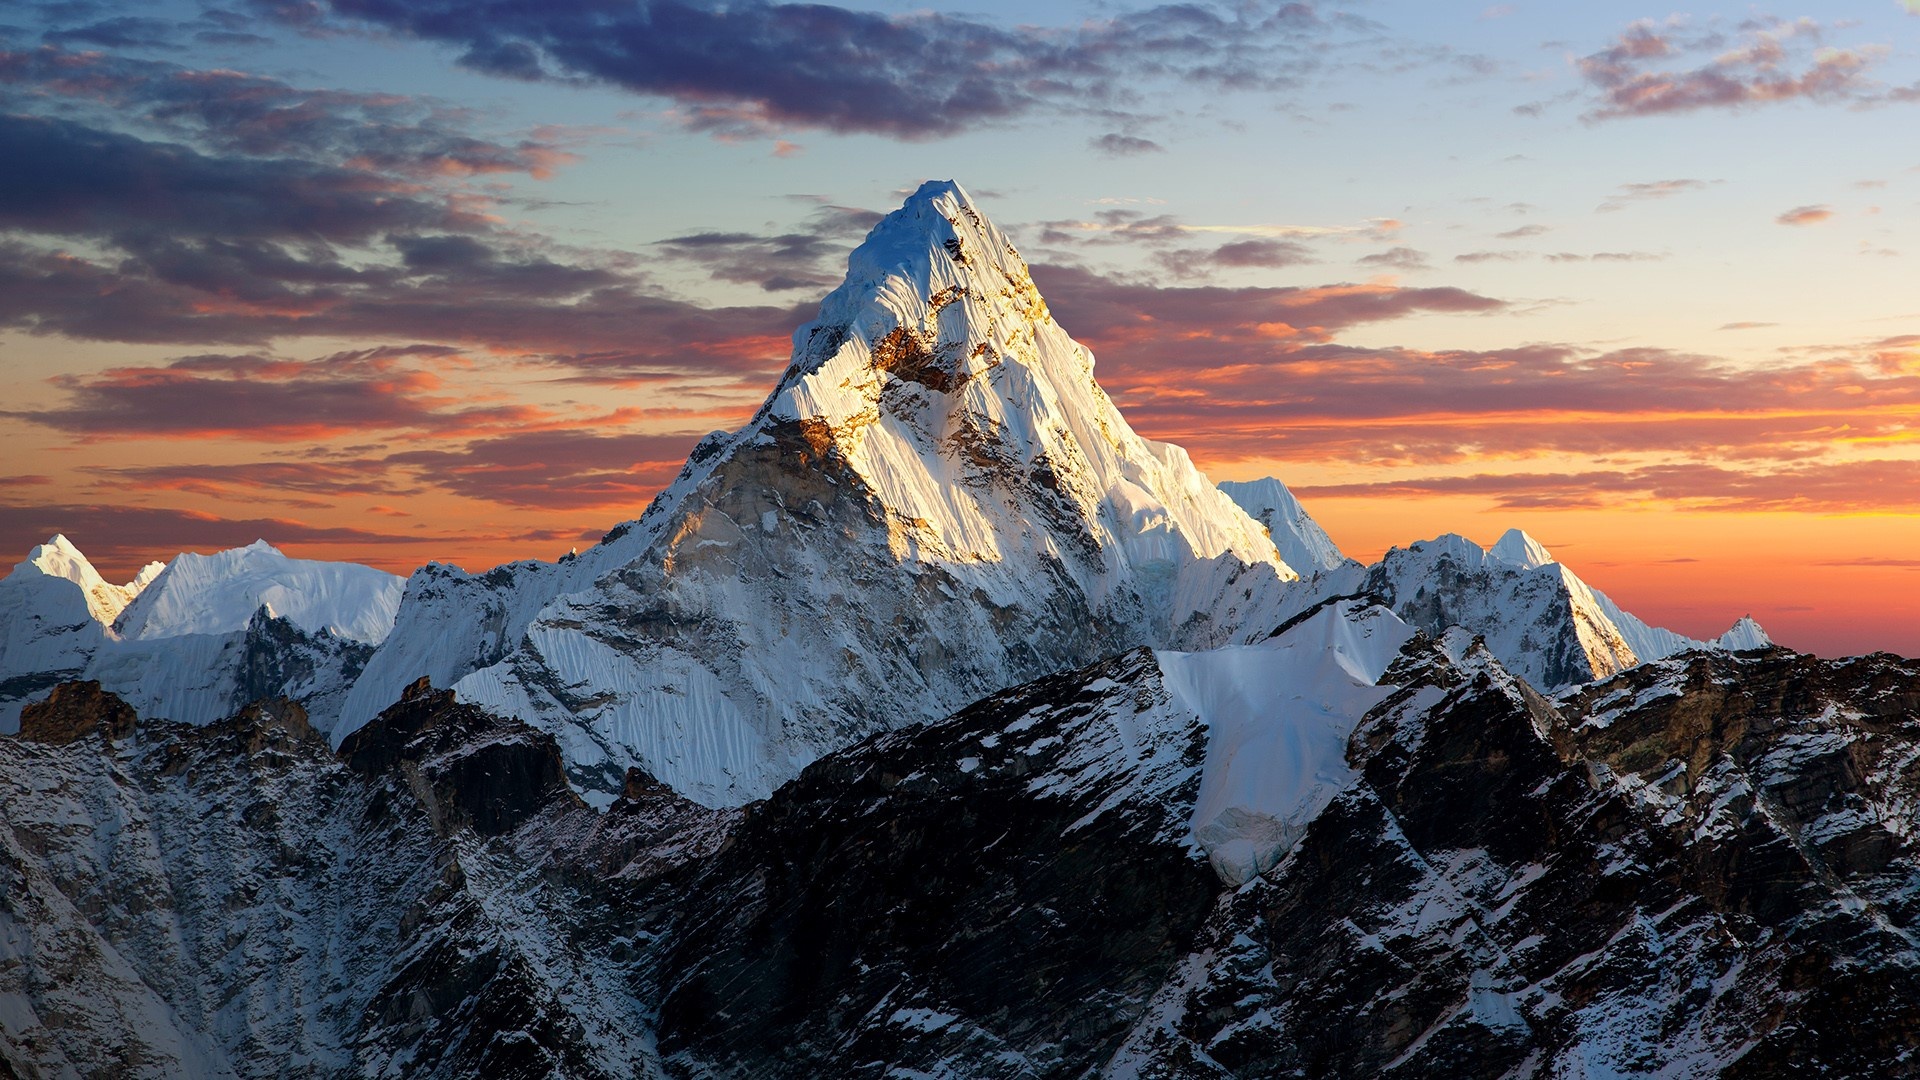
[1218,476,1346,574]
[343,180,1297,806]
[114,539,401,645]
[1312,527,1772,689]
[0,536,401,731]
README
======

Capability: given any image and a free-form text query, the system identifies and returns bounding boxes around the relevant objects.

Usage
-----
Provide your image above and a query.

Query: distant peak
[904,178,969,208]
[1488,528,1554,570]
[1716,614,1772,651]
[24,533,102,583]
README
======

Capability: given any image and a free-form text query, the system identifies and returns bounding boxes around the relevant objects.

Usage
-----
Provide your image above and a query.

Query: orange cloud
[1777,204,1835,226]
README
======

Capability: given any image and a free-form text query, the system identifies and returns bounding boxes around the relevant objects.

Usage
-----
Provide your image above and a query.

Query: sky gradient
[3,0,1918,656]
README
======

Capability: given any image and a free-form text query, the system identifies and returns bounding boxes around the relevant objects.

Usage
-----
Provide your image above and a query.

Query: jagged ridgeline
[8,180,1904,1080]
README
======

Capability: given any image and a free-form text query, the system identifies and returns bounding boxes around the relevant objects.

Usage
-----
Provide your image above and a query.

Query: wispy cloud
[1777,204,1835,226]
[1597,178,1716,212]
[289,0,1351,140]
[1357,247,1429,271]
[1577,17,1886,121]
[1089,133,1165,156]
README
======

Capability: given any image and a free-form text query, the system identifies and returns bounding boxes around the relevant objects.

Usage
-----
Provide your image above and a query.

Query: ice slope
[115,540,403,645]
[1159,600,1415,884]
[1218,477,1346,574]
[376,180,1296,806]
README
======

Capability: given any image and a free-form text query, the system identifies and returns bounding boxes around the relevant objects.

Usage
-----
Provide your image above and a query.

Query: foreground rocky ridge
[5,611,1918,1078]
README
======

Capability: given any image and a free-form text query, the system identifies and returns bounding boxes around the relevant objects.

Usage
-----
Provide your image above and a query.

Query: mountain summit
[343,180,1296,805]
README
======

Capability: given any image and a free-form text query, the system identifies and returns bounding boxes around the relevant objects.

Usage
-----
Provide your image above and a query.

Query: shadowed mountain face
[6,609,1920,1077]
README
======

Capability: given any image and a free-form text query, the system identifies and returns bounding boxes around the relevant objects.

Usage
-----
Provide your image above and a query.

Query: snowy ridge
[115,539,403,645]
[1485,527,1552,571]
[334,434,739,740]
[1484,528,1771,664]
[1219,477,1346,574]
[15,534,162,626]
[408,180,1300,805]
[0,536,397,733]
[1307,528,1777,690]
[0,537,157,730]
[1716,615,1773,651]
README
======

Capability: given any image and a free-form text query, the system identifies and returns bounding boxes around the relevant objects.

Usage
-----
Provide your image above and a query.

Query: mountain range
[4,181,1906,1080]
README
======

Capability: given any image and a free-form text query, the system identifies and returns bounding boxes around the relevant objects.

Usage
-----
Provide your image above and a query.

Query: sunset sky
[3,0,1918,656]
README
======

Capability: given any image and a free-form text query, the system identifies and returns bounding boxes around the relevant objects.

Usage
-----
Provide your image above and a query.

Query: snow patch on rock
[1161,600,1415,885]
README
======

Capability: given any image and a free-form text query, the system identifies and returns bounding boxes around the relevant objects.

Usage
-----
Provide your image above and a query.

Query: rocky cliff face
[6,615,1918,1078]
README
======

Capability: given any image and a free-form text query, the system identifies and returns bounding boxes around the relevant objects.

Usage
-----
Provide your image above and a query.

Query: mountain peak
[734,180,1279,589]
[421,181,1295,804]
[16,534,148,626]
[24,534,101,585]
[1717,615,1772,651]
[1488,528,1554,570]
[114,542,403,645]
[767,177,1050,415]
[1218,477,1346,574]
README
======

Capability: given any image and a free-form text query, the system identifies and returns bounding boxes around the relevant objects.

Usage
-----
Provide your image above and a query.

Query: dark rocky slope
[4,635,1919,1077]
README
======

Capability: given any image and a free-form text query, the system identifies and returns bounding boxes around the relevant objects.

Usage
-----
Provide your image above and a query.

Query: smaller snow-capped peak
[1716,615,1772,651]
[1218,478,1346,574]
[1361,532,1638,689]
[1488,528,1555,570]
[13,534,157,626]
[114,540,404,645]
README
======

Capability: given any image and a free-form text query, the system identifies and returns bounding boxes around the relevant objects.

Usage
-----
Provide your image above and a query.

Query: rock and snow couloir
[345,180,1299,806]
